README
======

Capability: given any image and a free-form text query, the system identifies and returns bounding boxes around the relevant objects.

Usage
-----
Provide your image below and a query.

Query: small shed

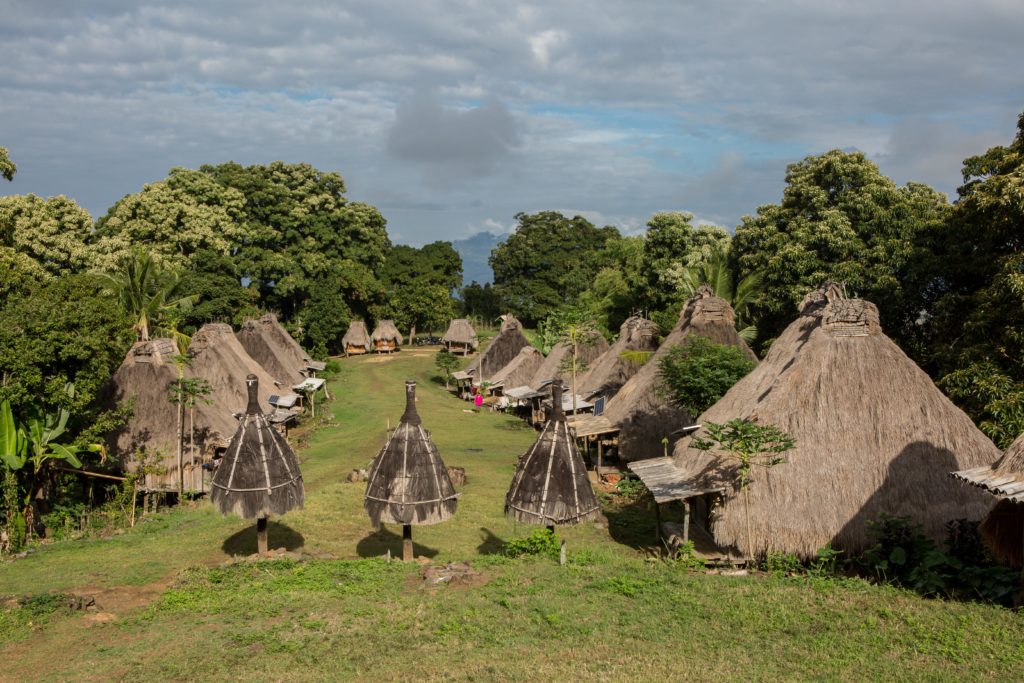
[342,321,372,356]
[442,319,479,356]
[371,320,404,353]
[954,431,1024,569]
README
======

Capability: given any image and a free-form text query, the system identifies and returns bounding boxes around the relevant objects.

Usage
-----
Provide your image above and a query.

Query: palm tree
[678,245,761,344]
[95,249,196,341]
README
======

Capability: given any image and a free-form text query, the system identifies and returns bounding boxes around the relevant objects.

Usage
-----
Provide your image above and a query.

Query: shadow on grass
[221,521,305,556]
[476,527,508,555]
[356,526,439,559]
[602,494,681,553]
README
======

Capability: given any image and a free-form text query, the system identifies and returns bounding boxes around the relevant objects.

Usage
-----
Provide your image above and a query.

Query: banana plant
[0,398,27,471]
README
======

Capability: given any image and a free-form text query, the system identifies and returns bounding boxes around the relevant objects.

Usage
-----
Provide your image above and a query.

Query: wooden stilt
[402,524,413,562]
[654,503,662,547]
[597,440,604,480]
[257,516,268,555]
[683,500,691,544]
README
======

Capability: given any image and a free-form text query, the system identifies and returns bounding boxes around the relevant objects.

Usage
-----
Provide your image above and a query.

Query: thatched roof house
[466,315,530,385]
[672,284,999,557]
[210,374,304,519]
[506,383,600,526]
[365,381,458,559]
[236,312,310,386]
[371,320,404,353]
[576,316,659,401]
[954,433,1024,567]
[529,332,610,391]
[342,321,371,356]
[604,287,756,461]
[487,346,544,394]
[442,319,479,355]
[104,325,279,492]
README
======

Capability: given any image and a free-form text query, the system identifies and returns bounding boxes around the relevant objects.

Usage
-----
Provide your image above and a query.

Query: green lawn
[1,348,1022,681]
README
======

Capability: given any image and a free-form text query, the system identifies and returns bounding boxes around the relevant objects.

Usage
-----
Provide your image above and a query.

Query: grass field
[1,348,1022,681]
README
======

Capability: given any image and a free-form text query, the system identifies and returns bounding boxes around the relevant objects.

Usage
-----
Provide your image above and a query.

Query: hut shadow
[604,494,676,551]
[355,526,439,559]
[222,521,305,555]
[833,441,992,552]
[476,527,507,555]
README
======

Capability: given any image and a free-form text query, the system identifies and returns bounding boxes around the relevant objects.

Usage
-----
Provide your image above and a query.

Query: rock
[347,469,366,483]
[447,466,467,488]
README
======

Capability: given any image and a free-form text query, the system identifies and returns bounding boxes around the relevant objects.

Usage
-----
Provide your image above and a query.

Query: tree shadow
[476,527,507,555]
[222,520,305,555]
[355,526,439,559]
[603,493,681,552]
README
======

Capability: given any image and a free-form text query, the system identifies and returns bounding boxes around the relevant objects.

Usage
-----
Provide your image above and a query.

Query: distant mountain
[452,231,503,286]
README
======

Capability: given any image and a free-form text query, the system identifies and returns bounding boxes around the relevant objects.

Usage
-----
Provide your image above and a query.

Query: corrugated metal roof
[953,466,1024,503]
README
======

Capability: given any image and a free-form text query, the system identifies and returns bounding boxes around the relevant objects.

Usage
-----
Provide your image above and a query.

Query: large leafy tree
[490,211,620,325]
[375,241,462,337]
[0,194,95,276]
[578,234,646,333]
[460,281,502,321]
[0,147,14,182]
[638,212,730,314]
[732,150,949,353]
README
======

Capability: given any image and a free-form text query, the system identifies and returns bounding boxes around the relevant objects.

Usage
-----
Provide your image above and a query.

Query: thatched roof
[371,319,404,344]
[364,381,458,527]
[954,432,1024,567]
[505,384,600,526]
[103,325,280,491]
[210,375,304,519]
[442,319,478,347]
[342,321,371,349]
[576,316,660,400]
[466,314,530,384]
[529,332,610,391]
[488,346,544,390]
[236,313,310,386]
[672,284,999,557]
[604,287,757,461]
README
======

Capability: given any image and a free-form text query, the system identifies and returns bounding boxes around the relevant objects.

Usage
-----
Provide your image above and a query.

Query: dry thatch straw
[210,374,304,519]
[672,283,999,557]
[488,346,544,392]
[466,315,530,385]
[604,287,756,461]
[364,380,459,527]
[576,316,659,399]
[954,432,1024,567]
[371,319,404,352]
[505,383,600,526]
[529,332,610,391]
[104,327,280,491]
[236,312,310,386]
[442,319,479,355]
[342,321,372,356]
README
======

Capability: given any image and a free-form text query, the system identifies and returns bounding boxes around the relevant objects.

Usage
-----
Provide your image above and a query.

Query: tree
[692,419,795,559]
[731,151,949,354]
[461,281,501,321]
[554,314,601,414]
[676,243,763,343]
[578,234,646,333]
[0,147,15,181]
[0,194,95,276]
[490,211,621,325]
[658,337,757,416]
[638,212,730,315]
[435,349,460,389]
[95,249,196,341]
[376,242,462,340]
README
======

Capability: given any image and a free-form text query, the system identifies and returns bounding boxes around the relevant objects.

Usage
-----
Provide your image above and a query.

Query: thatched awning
[628,457,723,504]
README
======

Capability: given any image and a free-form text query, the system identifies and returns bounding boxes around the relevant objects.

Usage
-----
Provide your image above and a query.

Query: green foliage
[763,551,802,575]
[677,243,762,342]
[490,211,621,325]
[939,361,1024,448]
[639,211,730,315]
[0,194,95,277]
[1,468,25,553]
[861,515,1018,605]
[434,349,460,385]
[809,544,843,577]
[731,150,950,354]
[0,146,15,181]
[503,527,561,559]
[94,249,196,342]
[658,337,757,416]
[460,281,501,321]
[374,242,461,336]
[670,540,707,571]
[613,476,647,501]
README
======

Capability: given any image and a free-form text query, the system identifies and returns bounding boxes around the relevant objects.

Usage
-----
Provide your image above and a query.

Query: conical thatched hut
[530,332,610,391]
[104,327,279,492]
[672,284,999,557]
[442,319,479,356]
[210,374,304,554]
[576,316,659,400]
[488,346,544,394]
[342,321,372,356]
[466,315,530,386]
[506,383,600,527]
[364,380,458,560]
[236,312,310,386]
[604,287,756,461]
[371,320,404,353]
[954,433,1024,568]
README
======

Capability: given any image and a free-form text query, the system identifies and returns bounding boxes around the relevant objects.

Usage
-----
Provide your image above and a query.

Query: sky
[2,0,1022,252]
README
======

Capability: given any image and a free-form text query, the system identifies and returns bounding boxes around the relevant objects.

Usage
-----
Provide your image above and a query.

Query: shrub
[657,336,756,416]
[503,528,561,559]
